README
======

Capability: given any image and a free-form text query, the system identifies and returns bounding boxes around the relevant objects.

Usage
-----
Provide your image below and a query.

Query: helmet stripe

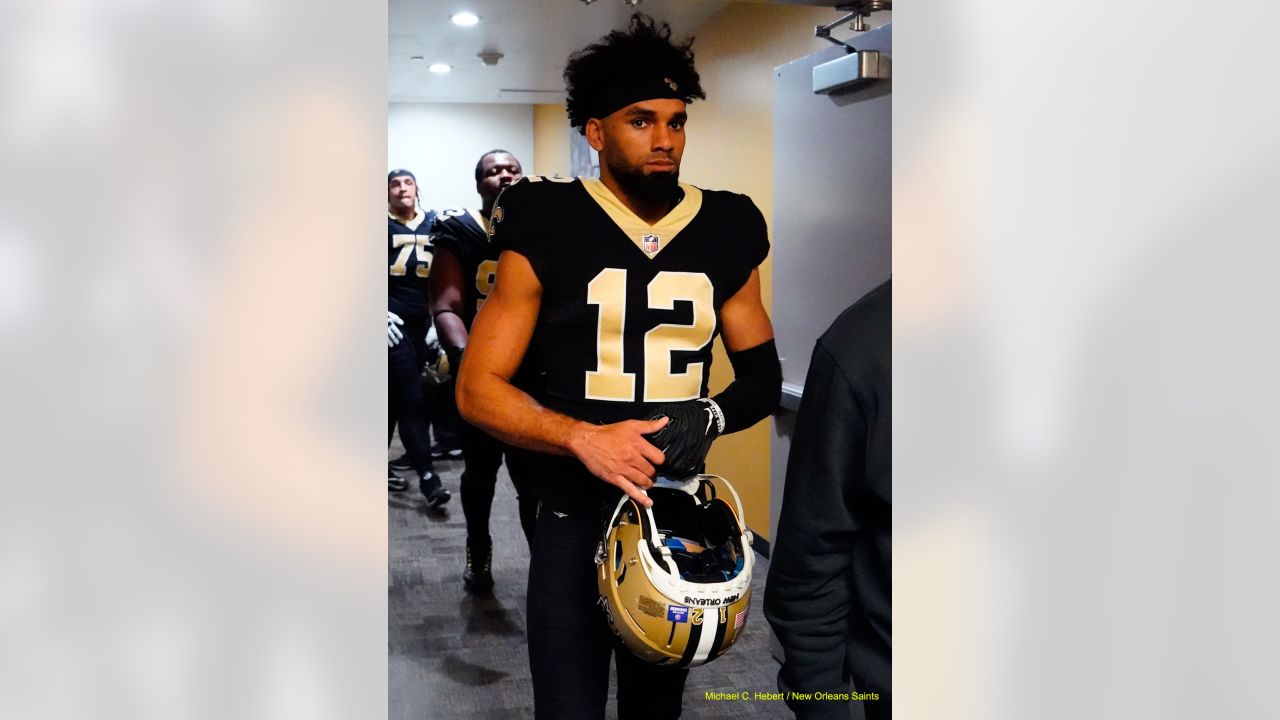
[690,609,719,665]
[708,609,730,660]
[678,620,703,667]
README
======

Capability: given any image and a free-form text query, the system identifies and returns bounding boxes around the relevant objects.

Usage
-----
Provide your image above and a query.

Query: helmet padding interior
[647,489,746,584]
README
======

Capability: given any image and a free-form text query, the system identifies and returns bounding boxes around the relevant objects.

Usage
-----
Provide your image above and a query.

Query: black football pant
[458,419,538,549]
[526,493,688,720]
[387,313,433,476]
[426,376,462,448]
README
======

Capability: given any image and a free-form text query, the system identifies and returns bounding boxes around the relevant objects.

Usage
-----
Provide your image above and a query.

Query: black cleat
[388,454,412,472]
[463,545,494,594]
[419,471,451,510]
[388,474,408,493]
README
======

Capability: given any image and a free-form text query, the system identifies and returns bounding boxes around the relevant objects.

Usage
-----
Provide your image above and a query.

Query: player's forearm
[456,370,589,456]
[432,310,469,356]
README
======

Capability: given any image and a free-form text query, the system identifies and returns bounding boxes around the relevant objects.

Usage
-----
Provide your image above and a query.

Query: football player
[387,168,449,508]
[429,149,540,593]
[456,15,781,719]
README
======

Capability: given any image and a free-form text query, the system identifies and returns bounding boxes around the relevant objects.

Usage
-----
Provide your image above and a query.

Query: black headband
[388,168,416,183]
[585,74,688,123]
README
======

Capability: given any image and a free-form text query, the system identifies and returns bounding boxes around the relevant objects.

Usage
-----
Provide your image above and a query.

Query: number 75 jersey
[490,176,769,425]
[388,208,436,317]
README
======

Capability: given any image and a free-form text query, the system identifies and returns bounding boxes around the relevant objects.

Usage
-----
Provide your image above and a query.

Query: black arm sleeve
[710,338,781,433]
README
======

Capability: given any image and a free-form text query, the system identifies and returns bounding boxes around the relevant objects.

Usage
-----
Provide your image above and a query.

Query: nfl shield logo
[643,234,660,254]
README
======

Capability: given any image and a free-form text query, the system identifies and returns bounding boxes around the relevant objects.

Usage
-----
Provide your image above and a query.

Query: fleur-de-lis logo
[664,77,678,92]
[487,205,504,237]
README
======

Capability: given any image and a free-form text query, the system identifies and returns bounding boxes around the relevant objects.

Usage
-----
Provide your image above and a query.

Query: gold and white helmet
[595,474,754,667]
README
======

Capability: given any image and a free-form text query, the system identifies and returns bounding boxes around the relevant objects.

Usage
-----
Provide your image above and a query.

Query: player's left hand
[643,398,725,478]
[387,311,405,348]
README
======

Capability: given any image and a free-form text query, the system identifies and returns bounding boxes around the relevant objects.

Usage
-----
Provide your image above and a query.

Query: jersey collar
[389,207,428,231]
[465,208,490,235]
[579,177,703,259]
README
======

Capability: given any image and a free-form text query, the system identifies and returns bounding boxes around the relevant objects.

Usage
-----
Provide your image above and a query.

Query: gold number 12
[585,268,715,403]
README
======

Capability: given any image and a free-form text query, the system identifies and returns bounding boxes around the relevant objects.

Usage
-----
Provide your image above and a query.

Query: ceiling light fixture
[428,63,452,74]
[450,11,480,26]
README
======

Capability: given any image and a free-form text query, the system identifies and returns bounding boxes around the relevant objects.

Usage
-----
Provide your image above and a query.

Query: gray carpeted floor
[389,438,786,720]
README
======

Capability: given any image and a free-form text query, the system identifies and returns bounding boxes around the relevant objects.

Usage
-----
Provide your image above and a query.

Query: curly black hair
[563,13,707,133]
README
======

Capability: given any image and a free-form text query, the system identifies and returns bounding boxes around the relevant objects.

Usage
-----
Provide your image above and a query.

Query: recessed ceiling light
[451,11,480,27]
[428,63,452,74]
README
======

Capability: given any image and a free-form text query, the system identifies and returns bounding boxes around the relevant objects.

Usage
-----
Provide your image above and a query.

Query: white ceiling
[388,0,852,104]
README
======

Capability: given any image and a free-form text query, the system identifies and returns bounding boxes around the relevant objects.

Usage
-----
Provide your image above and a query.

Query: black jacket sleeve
[764,342,864,719]
[764,279,892,720]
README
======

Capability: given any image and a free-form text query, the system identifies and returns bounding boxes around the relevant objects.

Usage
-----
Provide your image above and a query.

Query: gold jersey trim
[579,177,703,259]
[465,208,491,235]
[389,207,428,231]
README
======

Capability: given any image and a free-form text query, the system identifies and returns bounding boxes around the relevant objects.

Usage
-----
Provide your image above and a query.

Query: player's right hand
[569,418,669,508]
[387,311,405,348]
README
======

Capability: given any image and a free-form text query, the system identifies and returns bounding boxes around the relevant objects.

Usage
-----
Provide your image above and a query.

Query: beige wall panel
[532,103,571,179]
[685,3,835,541]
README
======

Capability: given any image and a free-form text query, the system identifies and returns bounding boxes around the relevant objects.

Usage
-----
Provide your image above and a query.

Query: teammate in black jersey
[429,149,540,593]
[387,168,449,508]
[457,15,781,720]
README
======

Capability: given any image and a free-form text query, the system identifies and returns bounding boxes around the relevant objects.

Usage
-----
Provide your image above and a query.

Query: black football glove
[644,398,726,479]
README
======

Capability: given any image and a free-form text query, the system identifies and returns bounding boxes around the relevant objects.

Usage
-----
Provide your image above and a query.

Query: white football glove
[387,311,405,348]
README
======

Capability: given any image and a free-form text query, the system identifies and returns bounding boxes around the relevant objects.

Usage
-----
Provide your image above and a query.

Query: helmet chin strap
[638,503,681,576]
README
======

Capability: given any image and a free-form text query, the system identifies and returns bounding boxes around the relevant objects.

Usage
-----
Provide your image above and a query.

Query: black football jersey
[431,208,497,327]
[388,208,436,317]
[490,176,769,425]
